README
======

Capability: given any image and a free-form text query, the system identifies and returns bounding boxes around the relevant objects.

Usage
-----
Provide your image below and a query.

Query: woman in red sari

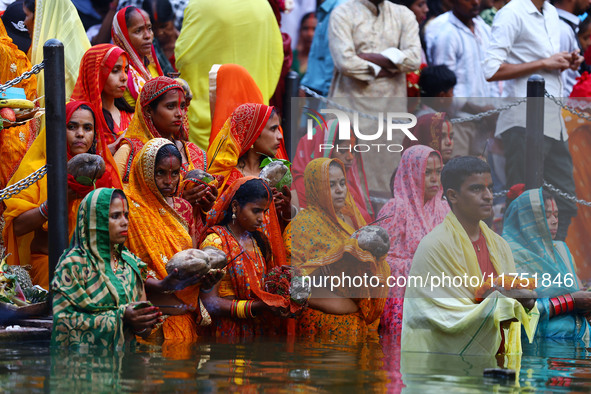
[71,44,134,149]
[207,103,290,267]
[3,101,121,289]
[112,6,164,108]
[199,177,290,339]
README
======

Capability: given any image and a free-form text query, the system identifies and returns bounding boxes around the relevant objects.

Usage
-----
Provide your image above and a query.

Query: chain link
[544,91,591,123]
[450,98,528,124]
[0,166,47,201]
[543,182,591,208]
[0,62,45,93]
[300,85,526,125]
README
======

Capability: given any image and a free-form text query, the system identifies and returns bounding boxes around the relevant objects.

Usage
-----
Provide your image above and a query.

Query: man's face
[454,0,480,20]
[446,172,493,223]
[574,0,591,16]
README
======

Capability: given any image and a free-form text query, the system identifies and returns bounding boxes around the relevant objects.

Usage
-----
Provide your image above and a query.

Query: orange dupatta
[0,19,38,191]
[125,138,199,341]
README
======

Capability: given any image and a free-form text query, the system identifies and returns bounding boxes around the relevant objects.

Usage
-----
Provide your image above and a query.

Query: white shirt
[424,12,450,64]
[431,12,500,98]
[483,0,566,140]
[556,9,581,97]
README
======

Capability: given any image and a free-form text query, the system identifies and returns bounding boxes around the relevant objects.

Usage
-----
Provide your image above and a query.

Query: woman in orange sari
[3,101,121,289]
[112,6,164,108]
[115,76,214,239]
[125,138,212,342]
[71,44,134,147]
[0,18,38,233]
[115,76,207,181]
[207,103,289,266]
[290,158,388,342]
[199,177,291,339]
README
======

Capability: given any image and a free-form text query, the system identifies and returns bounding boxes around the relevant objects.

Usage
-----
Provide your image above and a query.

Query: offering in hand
[67,153,106,186]
[259,157,292,190]
[351,226,391,258]
[165,247,228,280]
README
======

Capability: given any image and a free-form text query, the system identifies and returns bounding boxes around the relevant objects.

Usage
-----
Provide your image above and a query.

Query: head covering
[206,175,287,268]
[71,44,129,144]
[377,145,449,335]
[292,119,373,222]
[502,188,579,298]
[205,176,289,309]
[378,145,449,278]
[29,0,90,104]
[402,112,449,151]
[290,158,366,273]
[1,0,30,53]
[206,103,275,193]
[65,101,96,159]
[208,64,265,143]
[112,6,164,101]
[51,188,145,348]
[124,75,187,143]
[125,138,200,341]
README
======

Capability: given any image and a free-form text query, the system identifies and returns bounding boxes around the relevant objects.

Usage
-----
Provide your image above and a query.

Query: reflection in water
[3,337,591,391]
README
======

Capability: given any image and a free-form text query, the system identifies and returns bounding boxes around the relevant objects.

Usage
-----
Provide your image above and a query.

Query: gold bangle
[237,300,246,319]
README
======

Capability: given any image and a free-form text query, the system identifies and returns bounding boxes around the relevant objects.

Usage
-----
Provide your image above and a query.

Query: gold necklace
[111,253,119,272]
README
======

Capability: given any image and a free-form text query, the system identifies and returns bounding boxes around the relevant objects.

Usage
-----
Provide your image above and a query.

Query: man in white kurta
[326,0,422,196]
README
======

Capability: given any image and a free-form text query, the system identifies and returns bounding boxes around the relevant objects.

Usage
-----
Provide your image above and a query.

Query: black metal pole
[525,75,545,190]
[44,39,67,287]
[283,71,300,161]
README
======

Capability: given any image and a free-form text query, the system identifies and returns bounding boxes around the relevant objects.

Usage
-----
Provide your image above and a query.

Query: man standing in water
[401,157,538,356]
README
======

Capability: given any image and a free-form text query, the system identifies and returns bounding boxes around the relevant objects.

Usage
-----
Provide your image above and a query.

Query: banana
[0,98,35,109]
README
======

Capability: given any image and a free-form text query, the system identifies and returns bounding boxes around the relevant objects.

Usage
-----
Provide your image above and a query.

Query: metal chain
[450,98,527,124]
[544,91,591,123]
[0,62,45,93]
[543,182,591,208]
[0,166,47,201]
[493,190,509,199]
[300,85,526,124]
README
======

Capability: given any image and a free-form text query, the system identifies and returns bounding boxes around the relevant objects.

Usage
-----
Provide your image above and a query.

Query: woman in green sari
[51,188,197,348]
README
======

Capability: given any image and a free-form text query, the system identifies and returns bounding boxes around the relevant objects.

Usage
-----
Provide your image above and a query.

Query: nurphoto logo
[305,108,418,153]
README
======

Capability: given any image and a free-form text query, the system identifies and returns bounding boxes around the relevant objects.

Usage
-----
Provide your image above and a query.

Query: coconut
[165,249,211,278]
[351,226,391,258]
[202,246,228,270]
[67,153,106,186]
[259,160,292,189]
[183,169,218,190]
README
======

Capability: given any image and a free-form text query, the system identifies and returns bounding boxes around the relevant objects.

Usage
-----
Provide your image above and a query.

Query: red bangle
[564,293,575,313]
[550,297,562,315]
[559,295,569,314]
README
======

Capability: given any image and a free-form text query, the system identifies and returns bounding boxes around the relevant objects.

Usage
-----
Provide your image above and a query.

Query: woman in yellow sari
[24,0,90,102]
[125,138,214,342]
[290,158,387,342]
[3,101,122,289]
